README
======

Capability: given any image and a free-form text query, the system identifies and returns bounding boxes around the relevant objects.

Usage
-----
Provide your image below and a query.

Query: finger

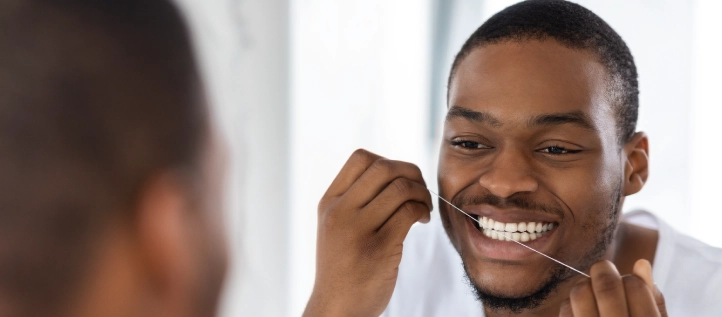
[323,149,383,200]
[622,275,660,317]
[377,201,431,242]
[361,177,433,230]
[559,299,574,317]
[632,259,654,290]
[632,259,667,316]
[343,158,428,208]
[653,285,668,317]
[569,279,599,317]
[589,260,629,317]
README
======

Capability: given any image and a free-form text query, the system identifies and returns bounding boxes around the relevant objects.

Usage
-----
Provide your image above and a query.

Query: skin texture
[308,39,667,316]
[439,40,663,316]
[62,135,229,317]
[304,150,432,317]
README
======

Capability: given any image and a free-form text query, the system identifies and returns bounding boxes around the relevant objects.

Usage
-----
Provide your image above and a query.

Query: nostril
[478,169,539,198]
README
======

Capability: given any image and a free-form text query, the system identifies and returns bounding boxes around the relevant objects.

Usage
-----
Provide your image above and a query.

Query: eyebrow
[446,106,502,127]
[528,111,597,131]
[446,106,597,131]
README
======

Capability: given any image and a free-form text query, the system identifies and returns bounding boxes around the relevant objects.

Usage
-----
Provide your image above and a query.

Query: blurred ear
[622,132,649,196]
[135,174,192,304]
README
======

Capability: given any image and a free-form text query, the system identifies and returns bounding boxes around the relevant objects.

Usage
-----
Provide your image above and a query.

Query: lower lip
[464,216,556,261]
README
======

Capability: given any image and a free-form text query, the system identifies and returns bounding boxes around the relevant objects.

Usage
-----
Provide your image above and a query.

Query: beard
[463,261,568,314]
[455,181,623,314]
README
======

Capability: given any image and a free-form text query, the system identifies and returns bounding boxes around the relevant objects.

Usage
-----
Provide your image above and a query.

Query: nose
[477,148,538,198]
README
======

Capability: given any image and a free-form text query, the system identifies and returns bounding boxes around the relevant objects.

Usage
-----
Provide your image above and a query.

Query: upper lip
[461,205,562,224]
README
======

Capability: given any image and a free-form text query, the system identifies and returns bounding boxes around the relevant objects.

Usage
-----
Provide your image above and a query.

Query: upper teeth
[477,216,555,242]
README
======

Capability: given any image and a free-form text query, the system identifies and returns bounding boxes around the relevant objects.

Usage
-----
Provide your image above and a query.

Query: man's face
[438,40,624,309]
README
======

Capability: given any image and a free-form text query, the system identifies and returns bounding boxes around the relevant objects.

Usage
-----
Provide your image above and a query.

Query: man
[0,0,228,316]
[305,1,722,316]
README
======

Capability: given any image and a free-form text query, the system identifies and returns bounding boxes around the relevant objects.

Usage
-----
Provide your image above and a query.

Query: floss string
[427,188,591,278]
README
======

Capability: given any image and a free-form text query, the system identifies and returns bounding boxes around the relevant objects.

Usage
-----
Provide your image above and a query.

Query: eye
[450,139,491,149]
[538,145,581,155]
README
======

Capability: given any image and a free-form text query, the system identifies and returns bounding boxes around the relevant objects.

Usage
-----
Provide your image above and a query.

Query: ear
[622,132,649,196]
[135,174,193,306]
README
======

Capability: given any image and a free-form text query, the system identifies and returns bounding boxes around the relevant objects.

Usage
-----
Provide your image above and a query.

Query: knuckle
[317,197,331,212]
[398,160,422,175]
[400,201,426,223]
[400,200,417,215]
[370,158,393,174]
[622,275,647,292]
[320,205,344,228]
[392,178,414,196]
[593,272,622,293]
[351,148,378,166]
[411,164,423,178]
[352,148,371,159]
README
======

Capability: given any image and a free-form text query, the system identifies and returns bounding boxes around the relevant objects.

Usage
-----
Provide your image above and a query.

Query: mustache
[450,192,564,217]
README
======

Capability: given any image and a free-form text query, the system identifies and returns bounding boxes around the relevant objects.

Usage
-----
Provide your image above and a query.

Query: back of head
[0,0,209,315]
[449,0,639,144]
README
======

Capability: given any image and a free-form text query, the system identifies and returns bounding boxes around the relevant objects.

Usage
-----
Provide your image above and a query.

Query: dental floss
[427,188,591,278]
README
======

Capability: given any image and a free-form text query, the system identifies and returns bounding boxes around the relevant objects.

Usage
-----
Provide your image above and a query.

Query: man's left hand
[559,259,668,317]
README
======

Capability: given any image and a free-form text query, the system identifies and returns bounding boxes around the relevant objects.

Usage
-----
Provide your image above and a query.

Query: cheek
[437,150,482,195]
[548,154,620,209]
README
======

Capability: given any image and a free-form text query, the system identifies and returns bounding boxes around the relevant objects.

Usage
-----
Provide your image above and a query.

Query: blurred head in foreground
[0,0,228,316]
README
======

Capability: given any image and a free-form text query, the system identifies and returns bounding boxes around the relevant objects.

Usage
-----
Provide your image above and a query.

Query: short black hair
[448,0,638,144]
[0,0,207,314]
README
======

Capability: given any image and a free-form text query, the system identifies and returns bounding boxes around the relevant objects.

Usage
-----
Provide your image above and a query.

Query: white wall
[174,0,291,316]
[289,0,432,315]
[690,0,722,251]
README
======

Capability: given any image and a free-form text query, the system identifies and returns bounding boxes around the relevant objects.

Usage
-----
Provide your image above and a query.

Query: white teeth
[475,216,557,242]
[494,222,505,231]
[505,223,517,232]
[520,232,530,242]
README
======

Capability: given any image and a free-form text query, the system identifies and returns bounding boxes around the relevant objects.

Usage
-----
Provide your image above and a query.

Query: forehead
[449,40,613,130]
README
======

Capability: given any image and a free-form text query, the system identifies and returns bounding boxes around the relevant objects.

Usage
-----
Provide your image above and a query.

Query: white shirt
[382,210,722,316]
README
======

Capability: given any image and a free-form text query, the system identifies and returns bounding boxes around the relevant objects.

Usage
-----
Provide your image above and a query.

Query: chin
[462,260,572,313]
[464,258,549,293]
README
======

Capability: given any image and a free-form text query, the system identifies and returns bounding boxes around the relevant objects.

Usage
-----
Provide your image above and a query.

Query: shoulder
[636,211,722,316]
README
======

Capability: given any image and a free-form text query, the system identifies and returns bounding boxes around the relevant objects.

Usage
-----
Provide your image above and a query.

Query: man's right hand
[303,149,433,317]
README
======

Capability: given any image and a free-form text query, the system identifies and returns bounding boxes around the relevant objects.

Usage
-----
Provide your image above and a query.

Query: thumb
[633,259,667,317]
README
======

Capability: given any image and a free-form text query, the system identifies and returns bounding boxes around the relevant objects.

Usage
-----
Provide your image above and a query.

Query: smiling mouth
[471,215,556,242]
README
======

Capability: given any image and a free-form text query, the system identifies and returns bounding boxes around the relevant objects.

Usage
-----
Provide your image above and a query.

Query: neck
[483,221,658,317]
